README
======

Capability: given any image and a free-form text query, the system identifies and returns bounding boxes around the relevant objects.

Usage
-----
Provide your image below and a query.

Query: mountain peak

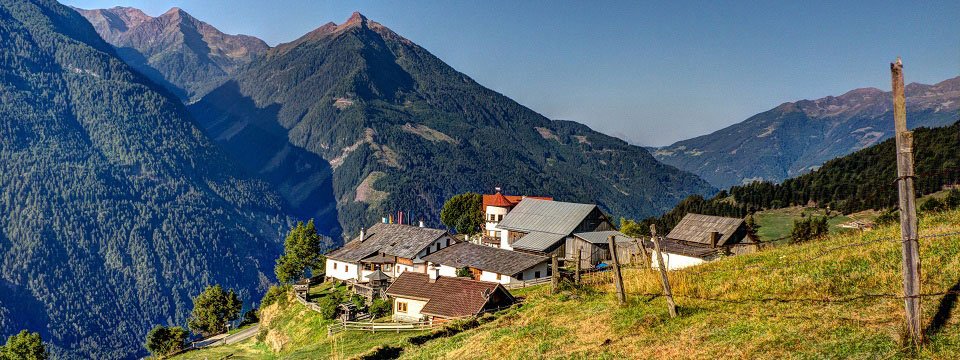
[344,11,367,26]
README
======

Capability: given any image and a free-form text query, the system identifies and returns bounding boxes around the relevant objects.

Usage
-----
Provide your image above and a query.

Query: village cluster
[312,190,760,324]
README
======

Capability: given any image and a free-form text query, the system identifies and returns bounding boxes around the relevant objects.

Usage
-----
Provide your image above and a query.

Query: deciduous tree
[0,330,48,360]
[440,193,483,235]
[187,285,242,336]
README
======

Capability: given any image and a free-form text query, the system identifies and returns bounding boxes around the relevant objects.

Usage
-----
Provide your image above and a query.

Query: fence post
[607,235,627,305]
[574,247,582,285]
[551,254,559,293]
[634,238,650,269]
[891,58,922,348]
[651,225,678,318]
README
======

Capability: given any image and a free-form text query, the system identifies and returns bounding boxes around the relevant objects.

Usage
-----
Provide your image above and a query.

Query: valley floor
[178,209,960,359]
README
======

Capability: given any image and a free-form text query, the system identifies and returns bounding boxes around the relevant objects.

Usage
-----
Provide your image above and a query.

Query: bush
[920,198,947,212]
[946,189,960,209]
[261,285,289,308]
[369,298,391,318]
[455,267,472,278]
[317,296,339,320]
[240,308,259,327]
[144,325,187,359]
[350,294,368,313]
[0,330,48,360]
[791,216,828,243]
[187,285,242,336]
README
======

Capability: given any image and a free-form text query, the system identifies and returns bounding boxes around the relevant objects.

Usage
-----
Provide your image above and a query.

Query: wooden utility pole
[607,235,627,304]
[551,254,559,294]
[651,225,678,318]
[891,57,922,347]
[574,247,582,285]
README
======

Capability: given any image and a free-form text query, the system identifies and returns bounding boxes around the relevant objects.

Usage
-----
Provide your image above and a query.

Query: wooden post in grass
[575,247,583,285]
[651,225,678,318]
[551,254,559,293]
[634,238,650,269]
[607,234,627,304]
[891,57,922,347]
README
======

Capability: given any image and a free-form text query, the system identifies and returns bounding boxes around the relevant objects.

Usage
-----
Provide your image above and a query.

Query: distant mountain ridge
[653,76,960,188]
[75,6,269,100]
[188,11,715,239]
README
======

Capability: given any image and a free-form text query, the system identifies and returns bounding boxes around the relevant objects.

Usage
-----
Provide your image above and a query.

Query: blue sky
[62,0,960,146]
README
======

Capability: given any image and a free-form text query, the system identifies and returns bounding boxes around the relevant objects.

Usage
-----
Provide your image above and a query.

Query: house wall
[485,206,509,239]
[326,259,360,281]
[651,252,706,270]
[415,235,456,259]
[512,262,551,282]
[392,297,429,322]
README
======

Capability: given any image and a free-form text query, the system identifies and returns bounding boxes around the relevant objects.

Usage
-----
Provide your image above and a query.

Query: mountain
[75,6,269,100]
[643,120,959,233]
[189,12,715,240]
[653,77,960,188]
[0,1,300,358]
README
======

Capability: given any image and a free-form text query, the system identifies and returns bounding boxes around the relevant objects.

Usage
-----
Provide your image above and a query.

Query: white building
[325,223,456,283]
[481,191,551,248]
[422,242,551,285]
[646,213,759,270]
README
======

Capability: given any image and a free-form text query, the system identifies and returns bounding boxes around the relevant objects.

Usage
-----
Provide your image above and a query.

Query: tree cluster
[275,220,324,284]
[144,326,188,359]
[0,330,48,360]
[187,285,243,336]
[790,216,829,243]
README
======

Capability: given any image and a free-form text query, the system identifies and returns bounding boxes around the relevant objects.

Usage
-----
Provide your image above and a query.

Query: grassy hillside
[179,209,960,359]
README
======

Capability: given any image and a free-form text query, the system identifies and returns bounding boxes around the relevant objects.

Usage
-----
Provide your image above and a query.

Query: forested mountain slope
[75,6,269,100]
[653,77,959,188]
[0,1,297,358]
[644,120,959,233]
[190,13,715,239]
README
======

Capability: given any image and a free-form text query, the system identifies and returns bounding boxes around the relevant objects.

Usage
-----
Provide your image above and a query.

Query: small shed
[648,213,759,270]
[293,278,310,299]
[567,231,639,268]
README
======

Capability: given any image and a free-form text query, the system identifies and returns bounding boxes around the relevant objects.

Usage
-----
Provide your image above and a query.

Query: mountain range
[0,1,299,358]
[74,6,269,100]
[653,77,960,188]
[81,9,716,239]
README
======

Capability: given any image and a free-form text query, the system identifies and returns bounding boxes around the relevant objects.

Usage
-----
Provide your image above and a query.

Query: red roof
[482,192,552,209]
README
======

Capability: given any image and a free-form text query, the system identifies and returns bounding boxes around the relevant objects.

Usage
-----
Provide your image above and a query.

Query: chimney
[359,227,366,242]
[428,266,439,282]
[495,186,501,193]
[418,220,425,228]
[708,231,719,248]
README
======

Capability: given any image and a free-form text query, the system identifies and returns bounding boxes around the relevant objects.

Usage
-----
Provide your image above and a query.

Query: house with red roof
[384,271,514,323]
[482,189,551,248]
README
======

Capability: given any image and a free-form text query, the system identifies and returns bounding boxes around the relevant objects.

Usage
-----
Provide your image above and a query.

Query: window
[534,271,541,278]
[345,266,349,273]
[397,301,408,313]
[495,274,501,280]
[446,239,451,246]
[517,273,524,280]
[498,214,503,221]
[333,263,337,270]
[547,268,552,276]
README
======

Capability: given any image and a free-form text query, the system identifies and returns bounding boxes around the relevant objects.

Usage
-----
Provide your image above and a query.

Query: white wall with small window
[392,297,428,322]
[325,258,360,281]
[511,262,551,282]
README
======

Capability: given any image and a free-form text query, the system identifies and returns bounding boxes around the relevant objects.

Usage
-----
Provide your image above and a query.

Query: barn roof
[385,272,512,318]
[496,199,598,236]
[573,231,634,245]
[326,223,448,262]
[665,213,746,246]
[423,242,549,275]
[511,231,566,252]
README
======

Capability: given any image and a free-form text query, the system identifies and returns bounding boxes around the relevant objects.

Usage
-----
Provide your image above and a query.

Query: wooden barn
[565,231,641,268]
[648,213,759,270]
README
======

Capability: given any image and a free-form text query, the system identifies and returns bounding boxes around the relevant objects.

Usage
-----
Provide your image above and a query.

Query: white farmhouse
[421,242,551,285]
[324,223,456,283]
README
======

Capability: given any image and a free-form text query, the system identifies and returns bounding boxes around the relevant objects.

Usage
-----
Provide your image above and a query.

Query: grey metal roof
[422,242,549,275]
[365,269,391,281]
[666,213,746,246]
[573,231,634,245]
[496,199,598,236]
[326,223,448,261]
[511,231,566,252]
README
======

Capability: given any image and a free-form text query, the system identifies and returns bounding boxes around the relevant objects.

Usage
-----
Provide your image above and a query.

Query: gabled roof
[573,231,634,245]
[511,231,566,252]
[385,272,512,318]
[666,213,746,246]
[422,242,549,275]
[326,223,448,262]
[496,199,598,236]
[482,192,552,209]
